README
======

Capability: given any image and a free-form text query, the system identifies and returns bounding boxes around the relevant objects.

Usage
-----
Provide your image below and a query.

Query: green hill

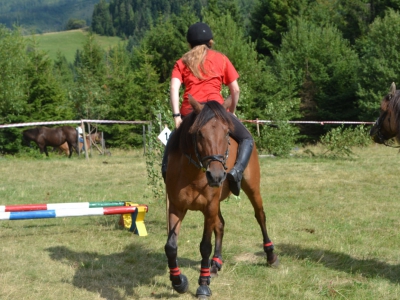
[32,29,123,62]
[0,0,99,33]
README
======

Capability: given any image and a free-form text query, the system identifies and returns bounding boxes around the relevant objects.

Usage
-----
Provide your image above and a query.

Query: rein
[185,134,230,171]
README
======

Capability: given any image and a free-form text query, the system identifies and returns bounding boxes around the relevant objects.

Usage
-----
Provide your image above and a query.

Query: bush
[65,19,86,30]
[319,125,371,157]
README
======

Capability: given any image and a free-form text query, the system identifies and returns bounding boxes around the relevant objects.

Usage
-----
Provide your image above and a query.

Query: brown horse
[56,132,103,156]
[22,126,78,158]
[164,96,278,299]
[370,82,400,146]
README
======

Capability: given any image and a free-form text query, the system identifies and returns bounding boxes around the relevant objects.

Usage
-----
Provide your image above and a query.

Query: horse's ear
[189,94,203,114]
[223,96,232,110]
[390,82,396,98]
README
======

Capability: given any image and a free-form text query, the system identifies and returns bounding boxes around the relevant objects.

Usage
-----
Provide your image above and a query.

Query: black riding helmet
[186,22,213,47]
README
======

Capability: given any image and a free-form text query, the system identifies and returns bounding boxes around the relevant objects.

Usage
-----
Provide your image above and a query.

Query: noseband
[185,134,230,171]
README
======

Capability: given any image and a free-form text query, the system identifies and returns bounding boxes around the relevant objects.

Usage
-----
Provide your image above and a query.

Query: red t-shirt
[171,49,239,116]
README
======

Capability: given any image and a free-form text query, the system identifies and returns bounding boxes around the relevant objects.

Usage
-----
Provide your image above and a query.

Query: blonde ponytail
[182,41,214,79]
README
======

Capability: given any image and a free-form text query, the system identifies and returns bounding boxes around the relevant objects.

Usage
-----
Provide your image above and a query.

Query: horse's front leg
[210,210,224,277]
[196,212,218,299]
[165,206,188,294]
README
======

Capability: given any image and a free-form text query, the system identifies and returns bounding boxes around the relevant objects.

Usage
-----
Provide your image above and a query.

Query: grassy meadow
[31,29,123,62]
[0,145,400,299]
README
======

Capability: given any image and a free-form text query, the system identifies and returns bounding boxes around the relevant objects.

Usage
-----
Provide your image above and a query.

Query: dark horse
[22,126,79,158]
[370,82,400,146]
[164,95,278,299]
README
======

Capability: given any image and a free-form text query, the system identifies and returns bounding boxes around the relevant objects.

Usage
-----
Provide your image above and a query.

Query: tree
[356,8,400,120]
[202,10,300,155]
[72,34,108,120]
[91,0,115,36]
[135,10,196,83]
[369,0,400,20]
[303,0,369,44]
[249,0,309,57]
[103,44,145,148]
[274,18,360,140]
[0,26,29,154]
[0,26,28,124]
[24,37,74,122]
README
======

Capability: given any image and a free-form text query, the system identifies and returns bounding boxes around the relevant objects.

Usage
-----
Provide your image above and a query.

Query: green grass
[0,145,400,299]
[31,29,123,63]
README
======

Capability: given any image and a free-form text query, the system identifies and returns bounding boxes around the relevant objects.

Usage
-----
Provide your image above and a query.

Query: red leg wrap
[212,256,223,266]
[169,267,181,276]
[200,267,210,277]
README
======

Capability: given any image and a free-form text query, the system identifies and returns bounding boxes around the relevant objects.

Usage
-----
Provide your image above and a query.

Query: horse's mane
[168,101,234,154]
[387,90,400,133]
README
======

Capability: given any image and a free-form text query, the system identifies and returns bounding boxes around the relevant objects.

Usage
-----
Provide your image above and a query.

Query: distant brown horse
[370,82,400,146]
[164,96,278,299]
[22,126,78,158]
[56,132,102,156]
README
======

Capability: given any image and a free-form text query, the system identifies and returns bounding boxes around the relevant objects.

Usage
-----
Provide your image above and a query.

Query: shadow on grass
[46,244,199,299]
[279,243,400,284]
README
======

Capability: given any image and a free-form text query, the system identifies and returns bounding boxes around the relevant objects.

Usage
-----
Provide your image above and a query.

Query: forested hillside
[0,0,99,33]
[2,0,400,156]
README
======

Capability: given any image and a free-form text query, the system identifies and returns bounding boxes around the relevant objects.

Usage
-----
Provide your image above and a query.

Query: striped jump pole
[0,201,126,212]
[0,203,148,237]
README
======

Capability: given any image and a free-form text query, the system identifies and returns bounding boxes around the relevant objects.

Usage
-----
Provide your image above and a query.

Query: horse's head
[92,132,102,143]
[187,95,234,187]
[21,128,38,147]
[370,82,400,144]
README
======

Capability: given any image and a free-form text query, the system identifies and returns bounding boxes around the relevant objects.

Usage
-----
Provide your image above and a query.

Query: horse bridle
[185,134,230,171]
[373,110,400,148]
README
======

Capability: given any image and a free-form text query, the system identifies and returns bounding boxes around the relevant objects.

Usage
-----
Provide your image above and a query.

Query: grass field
[31,29,123,63]
[0,145,400,299]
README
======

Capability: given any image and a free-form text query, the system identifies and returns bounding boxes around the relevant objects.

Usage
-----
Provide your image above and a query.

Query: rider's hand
[175,116,182,128]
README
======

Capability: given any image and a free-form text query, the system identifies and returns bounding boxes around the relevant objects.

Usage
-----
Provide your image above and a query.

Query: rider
[76,124,85,152]
[161,22,254,196]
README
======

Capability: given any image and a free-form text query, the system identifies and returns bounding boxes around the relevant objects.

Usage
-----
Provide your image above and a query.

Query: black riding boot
[227,139,254,196]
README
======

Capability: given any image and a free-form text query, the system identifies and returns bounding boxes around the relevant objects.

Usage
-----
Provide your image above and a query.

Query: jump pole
[0,203,148,236]
[0,201,127,212]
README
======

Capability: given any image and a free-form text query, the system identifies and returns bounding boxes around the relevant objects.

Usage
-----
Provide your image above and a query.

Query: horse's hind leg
[67,142,73,158]
[242,174,278,267]
[165,207,189,294]
[210,211,224,277]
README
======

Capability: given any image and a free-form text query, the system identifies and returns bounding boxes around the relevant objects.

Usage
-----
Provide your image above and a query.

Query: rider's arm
[227,80,240,115]
[170,77,183,128]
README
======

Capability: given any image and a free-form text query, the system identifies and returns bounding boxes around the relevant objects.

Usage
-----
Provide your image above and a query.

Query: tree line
[0,0,99,33]
[1,0,400,155]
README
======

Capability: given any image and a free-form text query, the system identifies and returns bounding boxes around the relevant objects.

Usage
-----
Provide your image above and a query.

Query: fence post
[81,121,89,160]
[143,125,146,155]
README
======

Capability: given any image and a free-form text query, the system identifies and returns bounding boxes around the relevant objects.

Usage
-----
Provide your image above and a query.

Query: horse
[370,82,400,146]
[56,132,103,156]
[164,95,278,299]
[81,131,103,153]
[22,126,78,158]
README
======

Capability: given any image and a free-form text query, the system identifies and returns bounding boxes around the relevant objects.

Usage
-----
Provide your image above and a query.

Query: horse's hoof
[267,254,279,268]
[210,265,219,277]
[172,274,189,294]
[196,285,212,298]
